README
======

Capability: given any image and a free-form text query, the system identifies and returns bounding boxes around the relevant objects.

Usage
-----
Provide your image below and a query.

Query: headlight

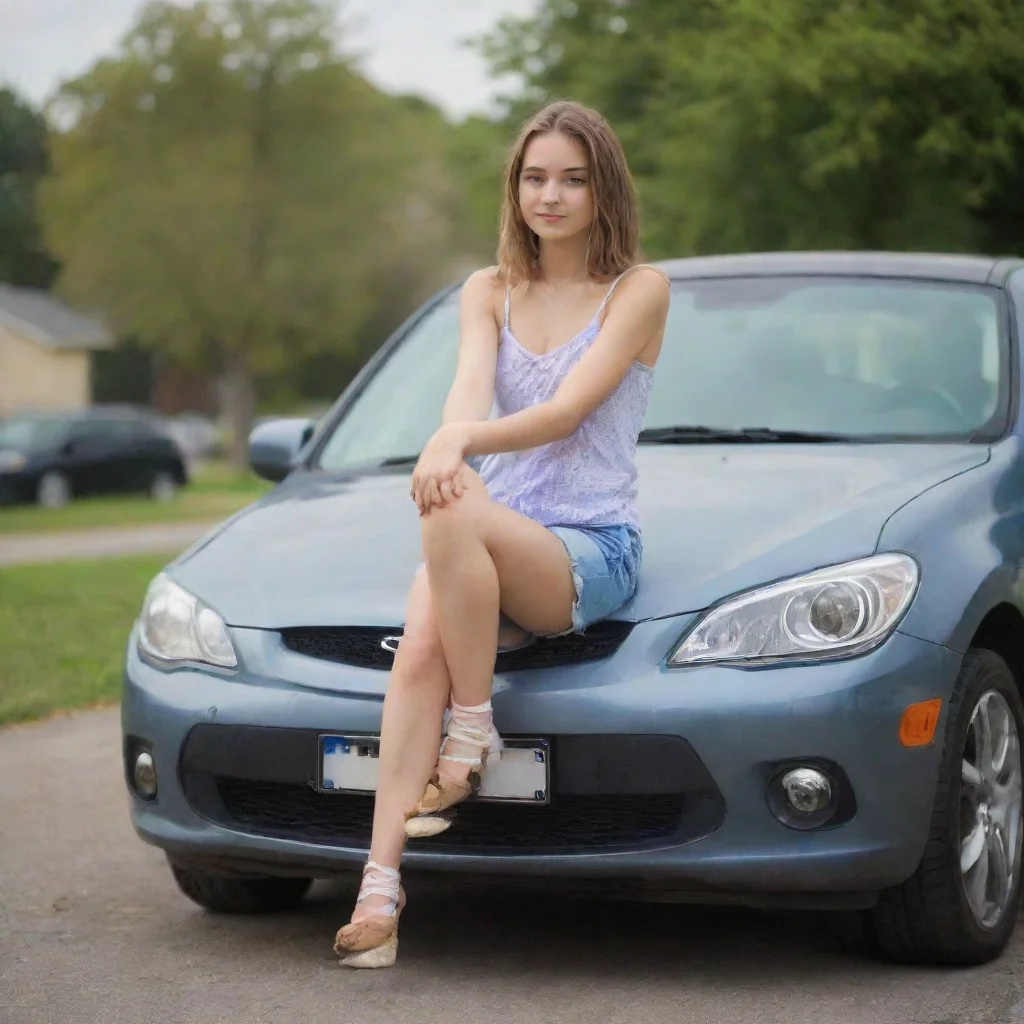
[138,573,237,668]
[668,553,918,667]
[0,450,27,472]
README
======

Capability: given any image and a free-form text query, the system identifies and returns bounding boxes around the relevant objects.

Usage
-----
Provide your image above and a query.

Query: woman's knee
[392,571,447,682]
[392,622,446,685]
[420,471,490,558]
[457,466,487,494]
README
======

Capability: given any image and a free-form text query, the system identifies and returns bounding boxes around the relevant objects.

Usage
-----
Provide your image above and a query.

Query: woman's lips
[537,214,564,223]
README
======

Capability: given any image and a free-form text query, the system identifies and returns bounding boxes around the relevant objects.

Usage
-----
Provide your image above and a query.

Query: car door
[108,416,157,492]
[64,417,131,496]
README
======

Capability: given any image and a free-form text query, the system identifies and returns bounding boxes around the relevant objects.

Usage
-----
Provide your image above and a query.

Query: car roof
[655,251,1024,285]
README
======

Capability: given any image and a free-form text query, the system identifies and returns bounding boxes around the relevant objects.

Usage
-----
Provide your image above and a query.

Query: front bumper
[122,615,962,902]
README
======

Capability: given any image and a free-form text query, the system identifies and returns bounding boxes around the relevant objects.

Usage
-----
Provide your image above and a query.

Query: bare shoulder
[462,266,501,301]
[620,265,671,300]
[609,265,671,320]
[460,266,503,320]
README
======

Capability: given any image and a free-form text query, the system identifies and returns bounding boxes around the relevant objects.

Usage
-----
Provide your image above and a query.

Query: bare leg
[419,469,576,787]
[345,568,450,925]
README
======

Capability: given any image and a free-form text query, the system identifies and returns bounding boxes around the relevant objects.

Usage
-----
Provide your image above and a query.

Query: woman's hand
[411,424,470,515]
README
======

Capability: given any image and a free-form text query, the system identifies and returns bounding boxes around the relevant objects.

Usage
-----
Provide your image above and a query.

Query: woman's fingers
[412,474,428,515]
[427,478,443,511]
[413,465,469,515]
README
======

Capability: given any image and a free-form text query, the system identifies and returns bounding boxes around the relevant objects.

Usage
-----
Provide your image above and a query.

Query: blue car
[123,252,1024,965]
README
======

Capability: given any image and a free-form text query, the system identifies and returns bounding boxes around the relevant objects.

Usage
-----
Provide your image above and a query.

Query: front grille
[212,778,684,852]
[280,620,633,673]
[180,727,725,855]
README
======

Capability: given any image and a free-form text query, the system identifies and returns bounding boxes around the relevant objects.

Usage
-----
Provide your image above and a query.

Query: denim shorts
[546,522,642,635]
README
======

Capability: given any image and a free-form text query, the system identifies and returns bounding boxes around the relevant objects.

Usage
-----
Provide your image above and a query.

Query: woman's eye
[566,177,586,186]
[524,175,544,184]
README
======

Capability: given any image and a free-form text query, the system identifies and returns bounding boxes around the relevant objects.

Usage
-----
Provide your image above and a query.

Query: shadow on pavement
[153,876,879,979]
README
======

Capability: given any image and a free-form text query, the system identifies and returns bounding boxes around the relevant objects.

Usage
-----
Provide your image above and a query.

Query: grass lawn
[0,460,270,534]
[0,555,167,726]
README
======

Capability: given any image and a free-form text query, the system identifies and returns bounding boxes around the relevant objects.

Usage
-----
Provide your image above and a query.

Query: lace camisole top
[478,266,662,532]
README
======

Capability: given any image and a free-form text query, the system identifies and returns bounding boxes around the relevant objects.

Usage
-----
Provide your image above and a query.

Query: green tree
[444,114,512,264]
[0,88,58,287]
[480,0,1024,259]
[40,0,464,466]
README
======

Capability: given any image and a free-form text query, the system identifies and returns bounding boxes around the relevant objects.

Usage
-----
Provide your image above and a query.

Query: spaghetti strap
[503,285,511,330]
[596,263,670,322]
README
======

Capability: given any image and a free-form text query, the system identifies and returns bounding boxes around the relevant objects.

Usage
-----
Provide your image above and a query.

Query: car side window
[110,418,148,443]
[69,418,121,447]
[132,418,168,444]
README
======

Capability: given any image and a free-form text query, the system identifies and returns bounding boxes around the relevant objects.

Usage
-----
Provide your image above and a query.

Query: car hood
[172,444,989,629]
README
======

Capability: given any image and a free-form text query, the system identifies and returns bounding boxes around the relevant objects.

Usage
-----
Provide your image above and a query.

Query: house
[0,283,113,415]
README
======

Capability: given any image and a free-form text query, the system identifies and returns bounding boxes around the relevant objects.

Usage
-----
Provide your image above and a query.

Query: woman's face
[518,131,594,244]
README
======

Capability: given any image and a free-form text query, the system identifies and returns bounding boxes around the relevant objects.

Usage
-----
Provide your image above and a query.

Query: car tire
[169,863,313,914]
[869,649,1023,965]
[36,470,71,509]
[149,470,178,502]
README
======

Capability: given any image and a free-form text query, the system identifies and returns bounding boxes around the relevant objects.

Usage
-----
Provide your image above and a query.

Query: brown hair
[496,100,639,286]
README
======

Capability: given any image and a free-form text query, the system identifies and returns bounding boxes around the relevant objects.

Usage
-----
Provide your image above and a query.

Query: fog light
[766,761,846,830]
[781,767,832,814]
[132,750,158,799]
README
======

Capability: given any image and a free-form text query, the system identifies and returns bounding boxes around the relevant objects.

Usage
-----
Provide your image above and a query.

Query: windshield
[316,276,1007,470]
[318,300,462,469]
[0,416,70,451]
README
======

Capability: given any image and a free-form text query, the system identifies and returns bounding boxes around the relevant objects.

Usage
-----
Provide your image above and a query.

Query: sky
[0,0,540,119]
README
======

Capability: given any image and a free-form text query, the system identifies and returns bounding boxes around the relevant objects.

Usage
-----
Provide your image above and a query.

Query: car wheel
[869,649,1023,964]
[149,470,178,502]
[169,863,313,913]
[36,471,71,509]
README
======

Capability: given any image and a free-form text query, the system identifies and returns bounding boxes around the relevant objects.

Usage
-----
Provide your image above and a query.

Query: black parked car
[0,407,189,508]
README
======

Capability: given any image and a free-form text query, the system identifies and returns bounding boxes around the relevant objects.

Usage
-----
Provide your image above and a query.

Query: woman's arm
[410,269,499,513]
[460,267,670,456]
[441,268,500,426]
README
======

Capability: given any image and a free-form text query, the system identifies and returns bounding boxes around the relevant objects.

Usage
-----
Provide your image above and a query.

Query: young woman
[333,99,671,968]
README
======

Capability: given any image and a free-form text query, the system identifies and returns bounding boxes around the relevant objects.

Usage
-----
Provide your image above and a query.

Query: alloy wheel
[960,689,1023,929]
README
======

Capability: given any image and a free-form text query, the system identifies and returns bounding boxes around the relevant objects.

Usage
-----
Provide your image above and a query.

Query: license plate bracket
[318,734,550,804]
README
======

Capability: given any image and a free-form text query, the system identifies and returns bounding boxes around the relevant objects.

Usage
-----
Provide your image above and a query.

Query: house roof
[0,283,112,350]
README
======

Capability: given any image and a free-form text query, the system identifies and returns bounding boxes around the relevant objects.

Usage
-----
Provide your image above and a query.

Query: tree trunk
[222,353,255,474]
[217,65,272,477]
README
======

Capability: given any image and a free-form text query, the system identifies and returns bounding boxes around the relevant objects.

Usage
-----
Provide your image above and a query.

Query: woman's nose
[541,180,561,204]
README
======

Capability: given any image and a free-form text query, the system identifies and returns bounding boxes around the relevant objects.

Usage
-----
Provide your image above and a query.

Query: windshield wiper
[376,454,421,467]
[638,426,851,444]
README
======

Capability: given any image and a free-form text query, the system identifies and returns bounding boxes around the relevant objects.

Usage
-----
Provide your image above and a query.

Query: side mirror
[248,418,316,482]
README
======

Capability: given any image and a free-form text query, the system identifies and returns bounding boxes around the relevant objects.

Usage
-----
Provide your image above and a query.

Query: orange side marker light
[900,698,943,747]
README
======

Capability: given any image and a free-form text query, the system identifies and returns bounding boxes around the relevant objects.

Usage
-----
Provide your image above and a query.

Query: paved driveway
[0,522,218,567]
[3,710,1024,1023]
